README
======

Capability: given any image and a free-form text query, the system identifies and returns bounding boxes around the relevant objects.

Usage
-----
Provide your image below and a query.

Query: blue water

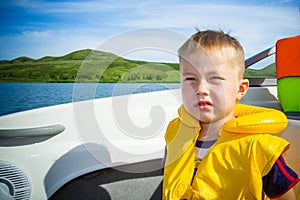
[0,83,180,116]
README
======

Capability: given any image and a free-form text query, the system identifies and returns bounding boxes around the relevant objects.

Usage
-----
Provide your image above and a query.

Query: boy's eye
[210,76,224,80]
[185,77,196,81]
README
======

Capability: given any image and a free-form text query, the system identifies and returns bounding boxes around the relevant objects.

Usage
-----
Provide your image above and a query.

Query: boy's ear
[237,79,249,101]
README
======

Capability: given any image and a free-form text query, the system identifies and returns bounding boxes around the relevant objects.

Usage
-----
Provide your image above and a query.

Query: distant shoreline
[0,49,181,83]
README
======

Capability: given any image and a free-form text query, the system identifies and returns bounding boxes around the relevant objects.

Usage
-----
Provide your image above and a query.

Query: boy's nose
[196,80,209,95]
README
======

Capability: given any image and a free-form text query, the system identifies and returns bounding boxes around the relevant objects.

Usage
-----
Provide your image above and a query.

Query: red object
[276,35,300,80]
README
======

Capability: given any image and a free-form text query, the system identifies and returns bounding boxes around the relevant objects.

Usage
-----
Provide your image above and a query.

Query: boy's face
[180,49,248,123]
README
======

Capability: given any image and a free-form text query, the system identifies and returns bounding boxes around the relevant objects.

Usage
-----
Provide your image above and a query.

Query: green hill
[11,56,36,63]
[0,49,275,83]
[0,49,180,83]
[245,63,276,78]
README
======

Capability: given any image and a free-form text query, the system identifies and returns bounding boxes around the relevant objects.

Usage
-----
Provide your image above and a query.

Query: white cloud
[0,29,101,60]
[116,2,299,57]
[1,1,299,61]
[21,30,66,38]
[96,28,188,62]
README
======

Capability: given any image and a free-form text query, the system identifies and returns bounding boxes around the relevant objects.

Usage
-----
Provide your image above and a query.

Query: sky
[0,0,299,63]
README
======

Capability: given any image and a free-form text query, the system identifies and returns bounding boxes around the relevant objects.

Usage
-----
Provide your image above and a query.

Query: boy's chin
[198,111,215,122]
[199,118,214,124]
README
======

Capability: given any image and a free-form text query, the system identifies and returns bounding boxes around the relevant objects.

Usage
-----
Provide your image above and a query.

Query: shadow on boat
[46,143,163,200]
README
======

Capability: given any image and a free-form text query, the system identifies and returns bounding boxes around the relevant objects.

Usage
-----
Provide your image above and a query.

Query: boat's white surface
[0,84,299,199]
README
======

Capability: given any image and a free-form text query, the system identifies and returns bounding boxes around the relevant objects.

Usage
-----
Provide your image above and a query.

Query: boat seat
[276,35,300,119]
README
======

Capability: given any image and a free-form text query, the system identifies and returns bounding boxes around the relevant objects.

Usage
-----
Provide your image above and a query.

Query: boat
[0,35,299,200]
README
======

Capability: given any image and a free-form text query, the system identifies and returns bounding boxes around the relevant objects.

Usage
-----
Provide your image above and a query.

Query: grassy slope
[245,63,276,78]
[0,49,274,83]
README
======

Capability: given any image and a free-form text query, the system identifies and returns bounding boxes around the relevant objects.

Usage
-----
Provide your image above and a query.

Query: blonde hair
[178,30,245,79]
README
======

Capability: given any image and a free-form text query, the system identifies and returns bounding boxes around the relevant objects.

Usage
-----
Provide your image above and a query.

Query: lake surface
[0,83,180,116]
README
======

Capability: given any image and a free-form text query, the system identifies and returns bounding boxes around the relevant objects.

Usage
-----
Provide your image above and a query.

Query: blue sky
[0,0,299,62]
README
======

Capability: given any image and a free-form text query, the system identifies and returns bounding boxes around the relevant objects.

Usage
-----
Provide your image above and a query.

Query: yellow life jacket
[163,104,288,200]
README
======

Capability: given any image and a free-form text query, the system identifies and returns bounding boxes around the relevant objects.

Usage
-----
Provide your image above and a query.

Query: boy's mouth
[197,100,213,110]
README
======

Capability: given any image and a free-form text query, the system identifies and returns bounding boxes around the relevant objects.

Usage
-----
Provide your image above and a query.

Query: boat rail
[245,46,276,68]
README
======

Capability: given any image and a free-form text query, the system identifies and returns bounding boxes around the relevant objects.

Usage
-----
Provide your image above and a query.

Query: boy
[162,30,299,199]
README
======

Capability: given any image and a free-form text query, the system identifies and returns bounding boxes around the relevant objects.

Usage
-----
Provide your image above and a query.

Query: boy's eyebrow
[182,70,221,76]
[181,71,197,76]
[206,70,222,76]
